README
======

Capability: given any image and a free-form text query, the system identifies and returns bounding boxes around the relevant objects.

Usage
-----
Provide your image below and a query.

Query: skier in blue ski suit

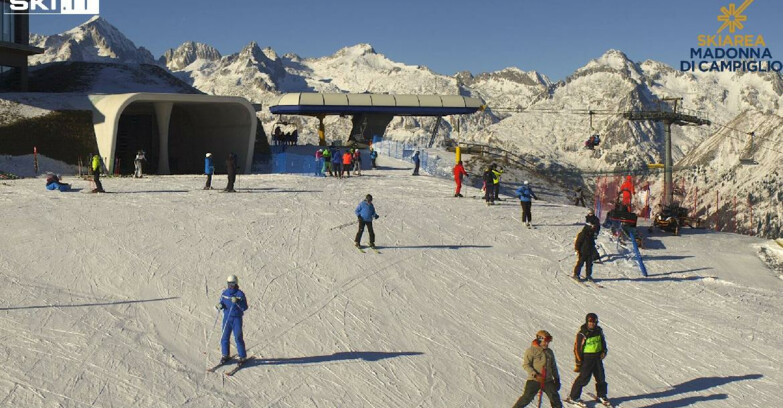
[216,275,248,362]
[516,181,538,227]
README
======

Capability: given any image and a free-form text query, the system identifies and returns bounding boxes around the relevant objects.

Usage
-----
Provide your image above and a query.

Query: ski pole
[204,307,221,354]
[537,364,547,408]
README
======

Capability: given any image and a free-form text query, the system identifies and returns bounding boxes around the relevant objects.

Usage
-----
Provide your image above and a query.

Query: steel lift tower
[624,98,711,206]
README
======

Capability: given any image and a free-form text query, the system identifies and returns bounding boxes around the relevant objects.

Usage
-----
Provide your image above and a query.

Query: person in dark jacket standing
[482,165,495,205]
[573,223,598,281]
[512,330,563,408]
[411,150,420,175]
[204,153,215,190]
[565,313,611,407]
[515,181,538,227]
[215,275,249,365]
[354,194,380,248]
[370,148,378,169]
[224,153,237,192]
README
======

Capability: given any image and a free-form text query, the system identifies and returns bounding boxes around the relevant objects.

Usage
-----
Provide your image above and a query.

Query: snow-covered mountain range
[23,17,783,238]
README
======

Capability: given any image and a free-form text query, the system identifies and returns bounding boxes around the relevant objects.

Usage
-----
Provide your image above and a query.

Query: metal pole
[664,121,673,206]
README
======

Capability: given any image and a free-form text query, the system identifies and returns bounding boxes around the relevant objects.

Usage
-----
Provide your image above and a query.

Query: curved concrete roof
[269,93,484,116]
[88,93,257,174]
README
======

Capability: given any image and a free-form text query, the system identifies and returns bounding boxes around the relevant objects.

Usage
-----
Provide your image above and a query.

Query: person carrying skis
[565,313,610,407]
[90,153,105,193]
[453,160,468,197]
[133,150,146,178]
[515,181,538,227]
[572,223,598,281]
[512,330,563,408]
[482,165,495,205]
[204,153,215,190]
[224,153,237,192]
[492,165,503,201]
[411,150,420,176]
[354,194,380,248]
[215,275,249,366]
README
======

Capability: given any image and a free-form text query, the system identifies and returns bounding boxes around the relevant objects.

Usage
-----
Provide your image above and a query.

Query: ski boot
[219,355,231,365]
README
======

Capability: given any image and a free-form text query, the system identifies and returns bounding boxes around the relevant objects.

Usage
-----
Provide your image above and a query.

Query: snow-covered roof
[269,92,484,116]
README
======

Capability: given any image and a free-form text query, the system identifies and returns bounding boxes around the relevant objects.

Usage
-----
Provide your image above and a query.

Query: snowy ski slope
[0,156,781,407]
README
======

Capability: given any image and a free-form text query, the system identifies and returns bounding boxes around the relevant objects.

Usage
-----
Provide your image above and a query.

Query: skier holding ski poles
[354,194,380,249]
[512,330,563,408]
[215,275,249,367]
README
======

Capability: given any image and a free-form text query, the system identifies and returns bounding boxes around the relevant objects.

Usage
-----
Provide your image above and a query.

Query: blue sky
[30,0,783,80]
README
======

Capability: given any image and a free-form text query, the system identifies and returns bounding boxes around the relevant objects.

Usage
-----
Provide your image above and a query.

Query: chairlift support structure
[624,97,710,206]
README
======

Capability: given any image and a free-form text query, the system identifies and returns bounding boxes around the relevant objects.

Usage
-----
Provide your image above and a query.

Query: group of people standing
[315,147,364,178]
[204,152,238,192]
[512,313,611,407]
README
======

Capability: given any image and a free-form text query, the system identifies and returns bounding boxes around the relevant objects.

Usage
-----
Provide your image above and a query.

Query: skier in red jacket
[453,161,468,197]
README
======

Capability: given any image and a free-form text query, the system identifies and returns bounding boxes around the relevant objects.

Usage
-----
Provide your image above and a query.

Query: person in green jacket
[512,330,563,408]
[91,154,105,193]
[565,313,611,407]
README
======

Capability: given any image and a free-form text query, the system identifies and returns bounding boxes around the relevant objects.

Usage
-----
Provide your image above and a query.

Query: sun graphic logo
[717,0,753,33]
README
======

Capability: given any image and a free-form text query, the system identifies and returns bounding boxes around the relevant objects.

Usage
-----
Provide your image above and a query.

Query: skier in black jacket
[573,223,597,281]
[565,313,610,407]
[482,165,495,205]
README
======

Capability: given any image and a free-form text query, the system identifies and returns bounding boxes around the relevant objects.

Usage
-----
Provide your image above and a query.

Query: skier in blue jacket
[204,153,215,190]
[216,275,249,365]
[354,194,380,248]
[516,181,539,228]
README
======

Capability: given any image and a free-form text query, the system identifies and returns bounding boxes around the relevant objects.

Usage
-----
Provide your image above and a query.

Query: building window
[1,2,16,43]
[0,65,20,91]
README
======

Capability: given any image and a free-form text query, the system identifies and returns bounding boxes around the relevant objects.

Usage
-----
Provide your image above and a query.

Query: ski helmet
[536,330,552,343]
[366,194,373,202]
[524,180,529,185]
[206,153,212,158]
[227,275,238,286]
[585,313,598,323]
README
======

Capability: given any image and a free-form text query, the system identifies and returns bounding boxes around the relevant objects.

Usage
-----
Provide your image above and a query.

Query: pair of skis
[565,394,614,407]
[356,245,380,254]
[206,355,254,376]
[570,275,605,289]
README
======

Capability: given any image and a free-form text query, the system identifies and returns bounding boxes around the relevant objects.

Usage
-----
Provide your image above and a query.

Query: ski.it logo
[9,0,99,15]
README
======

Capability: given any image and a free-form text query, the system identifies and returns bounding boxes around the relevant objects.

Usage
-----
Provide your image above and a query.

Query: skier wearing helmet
[515,180,538,228]
[511,330,563,408]
[215,275,249,366]
[565,313,611,407]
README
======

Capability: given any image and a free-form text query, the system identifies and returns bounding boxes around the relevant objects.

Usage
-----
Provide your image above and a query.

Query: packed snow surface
[0,156,781,407]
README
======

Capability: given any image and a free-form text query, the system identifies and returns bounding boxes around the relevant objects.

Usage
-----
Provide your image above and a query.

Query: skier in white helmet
[215,275,249,366]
